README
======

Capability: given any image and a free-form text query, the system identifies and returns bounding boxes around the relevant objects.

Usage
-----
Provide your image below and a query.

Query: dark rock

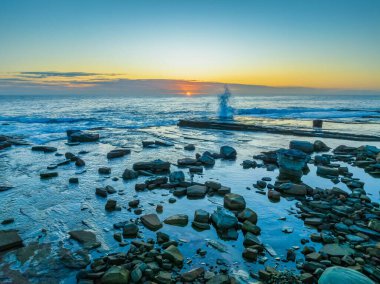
[184,144,195,151]
[314,140,330,152]
[141,214,162,231]
[237,208,258,224]
[211,207,238,231]
[105,199,117,211]
[133,159,170,173]
[187,185,207,198]
[163,245,184,266]
[98,167,111,174]
[181,267,204,281]
[290,140,314,154]
[220,146,237,159]
[75,158,85,167]
[0,230,23,251]
[60,248,90,269]
[69,177,79,184]
[169,171,185,183]
[173,187,187,197]
[40,172,58,179]
[67,130,99,142]
[101,266,130,284]
[164,214,188,226]
[96,187,107,197]
[68,230,100,249]
[107,149,131,159]
[122,223,139,238]
[277,149,309,181]
[224,193,246,211]
[122,168,139,180]
[31,145,57,153]
[194,209,210,223]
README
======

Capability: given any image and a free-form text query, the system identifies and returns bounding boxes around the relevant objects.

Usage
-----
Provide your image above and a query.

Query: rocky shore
[0,128,379,283]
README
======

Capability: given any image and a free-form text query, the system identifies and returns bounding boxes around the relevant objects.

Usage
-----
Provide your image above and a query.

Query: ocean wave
[0,116,95,124]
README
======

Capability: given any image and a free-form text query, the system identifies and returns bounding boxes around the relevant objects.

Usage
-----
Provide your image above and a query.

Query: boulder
[184,144,195,151]
[237,208,258,224]
[268,189,281,201]
[169,171,185,183]
[319,266,374,284]
[181,267,205,282]
[122,169,139,180]
[194,209,210,223]
[133,159,170,173]
[224,193,246,211]
[105,199,117,211]
[163,245,184,266]
[67,130,99,142]
[205,181,221,190]
[220,146,237,159]
[31,145,57,152]
[173,187,187,197]
[187,185,207,198]
[122,223,139,238]
[164,214,189,226]
[279,183,307,195]
[75,158,85,167]
[314,140,330,152]
[243,232,262,247]
[107,149,131,159]
[211,207,238,231]
[177,158,198,166]
[320,243,355,257]
[140,214,162,231]
[317,166,339,176]
[101,266,130,284]
[0,230,23,251]
[68,230,100,249]
[199,152,215,166]
[290,140,314,154]
[277,149,309,180]
[40,172,58,179]
[243,247,258,261]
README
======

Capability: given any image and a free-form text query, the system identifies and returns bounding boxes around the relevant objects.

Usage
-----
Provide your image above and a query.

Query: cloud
[0,71,378,96]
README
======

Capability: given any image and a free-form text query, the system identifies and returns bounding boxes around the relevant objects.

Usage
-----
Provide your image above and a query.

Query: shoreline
[0,125,379,283]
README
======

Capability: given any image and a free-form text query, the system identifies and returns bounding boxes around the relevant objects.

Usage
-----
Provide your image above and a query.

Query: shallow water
[1,123,379,283]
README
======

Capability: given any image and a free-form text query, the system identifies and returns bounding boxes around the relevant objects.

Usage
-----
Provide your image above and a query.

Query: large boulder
[211,207,238,231]
[224,193,246,211]
[220,146,237,159]
[67,130,99,142]
[290,140,314,154]
[199,152,215,166]
[140,214,162,231]
[133,159,170,173]
[319,266,374,284]
[277,149,309,181]
[237,208,258,224]
[101,266,130,284]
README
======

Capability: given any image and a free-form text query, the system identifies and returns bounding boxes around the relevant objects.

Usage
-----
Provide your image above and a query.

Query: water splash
[218,85,233,119]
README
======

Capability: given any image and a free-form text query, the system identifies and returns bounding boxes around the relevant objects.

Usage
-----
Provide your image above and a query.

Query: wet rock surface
[1,126,380,283]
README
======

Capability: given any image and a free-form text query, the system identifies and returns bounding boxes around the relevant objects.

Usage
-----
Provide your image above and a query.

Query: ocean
[1,94,380,143]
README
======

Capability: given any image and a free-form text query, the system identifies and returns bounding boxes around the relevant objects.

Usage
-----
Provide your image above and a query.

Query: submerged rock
[122,168,139,180]
[68,230,100,249]
[0,230,23,251]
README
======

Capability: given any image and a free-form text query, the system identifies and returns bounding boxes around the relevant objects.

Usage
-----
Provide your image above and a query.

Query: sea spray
[218,85,233,119]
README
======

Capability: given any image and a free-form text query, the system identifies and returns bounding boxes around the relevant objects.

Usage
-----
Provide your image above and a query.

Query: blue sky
[0,0,379,94]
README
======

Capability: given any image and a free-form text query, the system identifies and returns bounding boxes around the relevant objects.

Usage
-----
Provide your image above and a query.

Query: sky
[0,0,380,95]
